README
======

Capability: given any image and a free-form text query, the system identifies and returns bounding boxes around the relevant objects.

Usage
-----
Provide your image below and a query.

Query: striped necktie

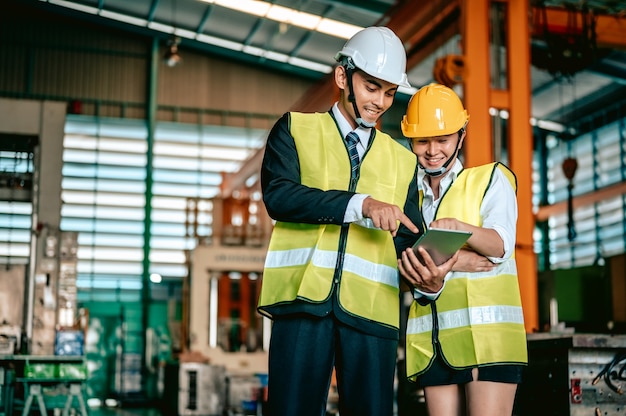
[345,131,360,177]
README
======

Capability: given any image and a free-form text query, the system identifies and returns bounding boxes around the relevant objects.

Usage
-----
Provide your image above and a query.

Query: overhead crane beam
[222,3,626,198]
[537,6,626,50]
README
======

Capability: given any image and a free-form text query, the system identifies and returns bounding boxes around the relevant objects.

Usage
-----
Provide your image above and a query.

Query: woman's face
[410,131,464,174]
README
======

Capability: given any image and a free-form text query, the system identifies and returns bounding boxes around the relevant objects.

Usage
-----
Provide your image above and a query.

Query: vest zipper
[332,224,351,286]
[431,301,440,349]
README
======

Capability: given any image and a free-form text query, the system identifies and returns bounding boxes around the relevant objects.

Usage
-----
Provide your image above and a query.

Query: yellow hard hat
[401,83,469,137]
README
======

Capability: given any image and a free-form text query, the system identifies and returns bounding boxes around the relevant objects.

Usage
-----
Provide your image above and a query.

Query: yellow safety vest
[258,112,417,329]
[406,162,528,381]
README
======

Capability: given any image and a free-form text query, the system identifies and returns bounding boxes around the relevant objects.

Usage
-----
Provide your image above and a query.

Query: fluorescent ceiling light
[196,34,243,51]
[242,45,266,57]
[533,118,566,133]
[147,21,173,33]
[100,10,148,26]
[267,6,321,30]
[287,56,332,73]
[49,0,97,14]
[316,19,362,38]
[214,0,270,16]
[174,28,198,39]
[264,51,290,63]
[199,0,362,39]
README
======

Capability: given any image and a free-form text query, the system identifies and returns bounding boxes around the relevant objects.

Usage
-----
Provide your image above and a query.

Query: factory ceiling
[11,0,626,193]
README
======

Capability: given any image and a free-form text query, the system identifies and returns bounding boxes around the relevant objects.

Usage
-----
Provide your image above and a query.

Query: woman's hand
[398,246,457,293]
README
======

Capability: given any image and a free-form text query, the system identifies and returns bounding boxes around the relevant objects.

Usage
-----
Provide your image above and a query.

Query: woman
[398,83,528,416]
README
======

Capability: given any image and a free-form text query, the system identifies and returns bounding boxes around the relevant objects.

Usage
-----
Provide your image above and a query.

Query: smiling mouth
[423,157,445,166]
[362,107,380,117]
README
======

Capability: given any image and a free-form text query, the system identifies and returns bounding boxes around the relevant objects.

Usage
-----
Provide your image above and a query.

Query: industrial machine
[0,98,85,415]
[0,98,77,355]
[181,195,271,415]
[515,333,626,416]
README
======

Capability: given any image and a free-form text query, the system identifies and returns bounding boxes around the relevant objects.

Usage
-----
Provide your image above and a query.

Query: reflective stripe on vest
[264,247,399,287]
[408,305,525,334]
[259,112,416,329]
[406,162,527,381]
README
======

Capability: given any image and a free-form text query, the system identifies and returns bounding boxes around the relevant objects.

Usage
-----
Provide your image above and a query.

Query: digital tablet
[411,228,472,265]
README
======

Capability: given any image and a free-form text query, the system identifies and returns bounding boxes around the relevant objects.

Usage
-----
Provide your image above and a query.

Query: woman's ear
[459,129,466,148]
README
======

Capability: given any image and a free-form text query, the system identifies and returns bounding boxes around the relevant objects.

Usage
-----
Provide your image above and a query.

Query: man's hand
[362,197,418,237]
[453,249,496,272]
[398,246,457,293]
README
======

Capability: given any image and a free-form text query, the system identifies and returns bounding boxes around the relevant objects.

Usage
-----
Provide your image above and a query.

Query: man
[257,28,455,416]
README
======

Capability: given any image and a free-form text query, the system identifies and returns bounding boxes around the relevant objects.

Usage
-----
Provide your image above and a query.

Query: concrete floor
[88,408,162,416]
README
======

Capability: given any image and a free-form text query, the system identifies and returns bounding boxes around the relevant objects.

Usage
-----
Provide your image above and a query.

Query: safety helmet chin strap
[343,58,377,129]
[420,129,464,177]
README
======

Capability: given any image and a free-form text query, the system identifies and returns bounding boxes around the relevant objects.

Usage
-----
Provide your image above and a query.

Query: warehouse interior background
[0,0,625,415]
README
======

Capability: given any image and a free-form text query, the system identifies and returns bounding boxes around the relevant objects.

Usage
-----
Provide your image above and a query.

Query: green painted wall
[538,264,612,332]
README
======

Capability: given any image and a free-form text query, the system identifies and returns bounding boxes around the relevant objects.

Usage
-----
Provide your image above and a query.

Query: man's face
[335,66,398,128]
[410,132,464,174]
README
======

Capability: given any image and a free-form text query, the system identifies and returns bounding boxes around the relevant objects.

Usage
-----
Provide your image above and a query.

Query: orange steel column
[507,0,539,333]
[464,0,539,332]
[462,0,493,166]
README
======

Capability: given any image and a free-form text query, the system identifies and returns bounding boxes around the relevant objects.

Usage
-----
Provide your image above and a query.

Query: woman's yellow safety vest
[406,162,528,381]
[258,112,417,329]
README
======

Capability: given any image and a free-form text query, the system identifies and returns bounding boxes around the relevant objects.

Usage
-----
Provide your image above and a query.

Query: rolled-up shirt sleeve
[480,167,518,263]
[412,272,448,304]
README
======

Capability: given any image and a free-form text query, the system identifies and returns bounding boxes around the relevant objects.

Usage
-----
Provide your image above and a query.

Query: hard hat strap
[343,58,377,129]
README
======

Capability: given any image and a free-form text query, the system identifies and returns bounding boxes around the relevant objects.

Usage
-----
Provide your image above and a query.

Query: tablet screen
[411,228,472,265]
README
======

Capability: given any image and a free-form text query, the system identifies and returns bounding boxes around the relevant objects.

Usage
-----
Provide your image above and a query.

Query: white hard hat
[335,26,411,88]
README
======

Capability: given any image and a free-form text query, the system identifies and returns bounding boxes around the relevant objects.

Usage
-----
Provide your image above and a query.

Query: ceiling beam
[221,2,626,197]
[195,3,214,34]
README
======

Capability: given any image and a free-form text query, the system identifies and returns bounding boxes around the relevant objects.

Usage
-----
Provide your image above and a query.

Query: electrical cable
[592,351,626,394]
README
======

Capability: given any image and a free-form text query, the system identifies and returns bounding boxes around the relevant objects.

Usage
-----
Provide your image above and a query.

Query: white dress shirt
[414,158,518,300]
[331,103,374,225]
